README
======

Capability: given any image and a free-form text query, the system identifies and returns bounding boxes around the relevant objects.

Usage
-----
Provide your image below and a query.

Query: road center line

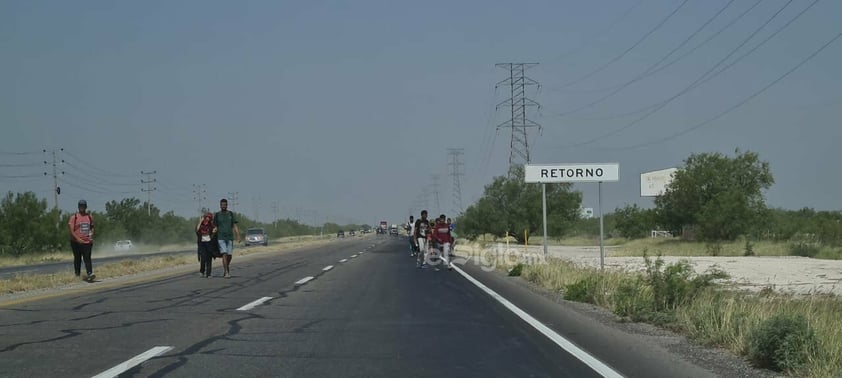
[295,276,314,285]
[339,259,348,263]
[237,296,274,311]
[452,265,623,378]
[322,265,334,271]
[92,346,173,378]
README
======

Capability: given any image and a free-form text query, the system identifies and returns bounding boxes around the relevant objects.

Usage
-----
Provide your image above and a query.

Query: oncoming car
[245,228,268,246]
[114,240,134,251]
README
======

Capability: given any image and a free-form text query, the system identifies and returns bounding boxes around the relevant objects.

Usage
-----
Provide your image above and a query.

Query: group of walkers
[407,210,455,271]
[195,198,241,279]
[67,197,241,282]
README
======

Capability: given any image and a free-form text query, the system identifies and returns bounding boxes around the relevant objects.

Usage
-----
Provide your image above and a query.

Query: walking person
[213,198,240,278]
[406,215,416,256]
[196,212,215,278]
[432,214,454,271]
[414,210,431,269]
[68,199,96,282]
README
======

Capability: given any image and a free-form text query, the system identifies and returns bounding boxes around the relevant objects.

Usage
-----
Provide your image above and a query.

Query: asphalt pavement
[0,236,725,377]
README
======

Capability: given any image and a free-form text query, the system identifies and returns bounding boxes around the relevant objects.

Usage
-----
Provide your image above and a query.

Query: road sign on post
[525,163,620,270]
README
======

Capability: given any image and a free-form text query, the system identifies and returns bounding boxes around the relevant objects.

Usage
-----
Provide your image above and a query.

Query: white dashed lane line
[92,346,174,378]
[339,259,348,263]
[236,296,274,311]
[295,276,315,285]
[322,265,334,271]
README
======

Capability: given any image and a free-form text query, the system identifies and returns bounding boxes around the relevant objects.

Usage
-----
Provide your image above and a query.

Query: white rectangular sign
[525,163,619,183]
[640,167,678,197]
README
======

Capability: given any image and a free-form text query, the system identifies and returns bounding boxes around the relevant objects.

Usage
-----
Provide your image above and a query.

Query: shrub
[612,278,651,321]
[508,263,523,277]
[564,276,598,304]
[644,253,728,313]
[747,314,818,372]
[789,233,820,258]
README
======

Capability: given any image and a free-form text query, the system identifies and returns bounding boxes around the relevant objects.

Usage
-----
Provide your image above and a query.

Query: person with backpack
[213,198,240,278]
[195,212,216,278]
[68,199,96,282]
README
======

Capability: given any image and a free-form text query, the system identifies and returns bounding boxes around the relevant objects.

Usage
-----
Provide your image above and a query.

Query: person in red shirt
[431,214,454,271]
[68,199,95,281]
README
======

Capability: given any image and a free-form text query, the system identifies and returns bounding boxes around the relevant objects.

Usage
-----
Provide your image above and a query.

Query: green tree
[0,191,63,256]
[613,204,656,239]
[655,149,773,241]
[459,166,582,242]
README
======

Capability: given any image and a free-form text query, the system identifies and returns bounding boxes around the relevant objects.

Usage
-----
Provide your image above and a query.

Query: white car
[114,240,134,251]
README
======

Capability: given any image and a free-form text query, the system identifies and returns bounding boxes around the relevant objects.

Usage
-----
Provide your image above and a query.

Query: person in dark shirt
[413,210,431,269]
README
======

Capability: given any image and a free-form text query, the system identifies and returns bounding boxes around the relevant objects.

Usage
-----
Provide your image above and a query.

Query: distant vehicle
[389,225,399,236]
[378,221,388,234]
[114,240,134,251]
[337,230,345,238]
[245,228,268,246]
[349,230,355,236]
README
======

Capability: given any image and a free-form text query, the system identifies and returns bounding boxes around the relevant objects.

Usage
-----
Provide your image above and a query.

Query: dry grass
[0,235,336,295]
[502,251,842,378]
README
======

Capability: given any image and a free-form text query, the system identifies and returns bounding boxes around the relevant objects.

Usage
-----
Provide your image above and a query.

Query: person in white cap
[68,199,96,281]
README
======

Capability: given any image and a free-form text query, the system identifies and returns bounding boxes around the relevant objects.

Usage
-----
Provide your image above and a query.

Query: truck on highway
[378,221,388,234]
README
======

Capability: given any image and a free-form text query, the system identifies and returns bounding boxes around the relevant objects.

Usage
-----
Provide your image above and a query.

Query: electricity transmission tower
[495,63,542,172]
[447,148,464,215]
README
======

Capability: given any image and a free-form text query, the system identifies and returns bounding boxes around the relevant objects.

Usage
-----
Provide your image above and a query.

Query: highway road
[0,237,734,377]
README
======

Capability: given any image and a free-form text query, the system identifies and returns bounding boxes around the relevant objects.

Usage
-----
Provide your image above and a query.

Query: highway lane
[0,236,724,377]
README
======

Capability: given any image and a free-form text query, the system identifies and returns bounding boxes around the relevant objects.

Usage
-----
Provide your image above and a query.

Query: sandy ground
[468,244,842,296]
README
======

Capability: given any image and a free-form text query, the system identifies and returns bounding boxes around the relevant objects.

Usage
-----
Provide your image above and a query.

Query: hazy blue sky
[2,0,840,226]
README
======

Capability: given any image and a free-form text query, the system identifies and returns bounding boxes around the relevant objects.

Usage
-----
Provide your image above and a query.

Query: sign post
[525,163,620,270]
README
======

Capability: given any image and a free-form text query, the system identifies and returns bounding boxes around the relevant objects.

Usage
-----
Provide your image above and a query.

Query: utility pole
[495,63,542,173]
[271,201,279,229]
[447,148,464,216]
[252,195,261,223]
[141,170,157,216]
[431,174,441,213]
[43,148,64,213]
[192,184,207,214]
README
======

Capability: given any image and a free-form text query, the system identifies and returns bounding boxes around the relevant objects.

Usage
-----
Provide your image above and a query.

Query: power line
[63,150,136,178]
[546,0,644,63]
[549,0,740,117]
[603,30,842,151]
[546,0,691,91]
[0,150,41,155]
[556,0,813,148]
[550,0,765,98]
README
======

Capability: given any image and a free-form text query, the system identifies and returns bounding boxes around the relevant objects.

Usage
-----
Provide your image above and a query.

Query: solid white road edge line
[236,296,274,311]
[339,259,348,263]
[452,265,624,378]
[92,346,174,378]
[295,276,315,285]
[322,265,334,271]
